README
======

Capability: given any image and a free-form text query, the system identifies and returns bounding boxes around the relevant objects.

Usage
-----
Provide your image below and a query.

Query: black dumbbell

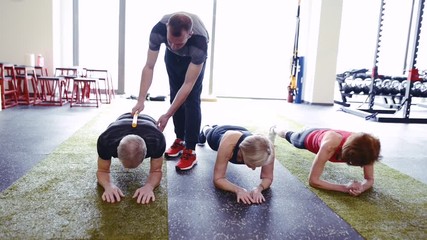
[399,80,408,95]
[362,78,372,94]
[421,82,427,97]
[342,77,353,93]
[373,78,383,94]
[352,78,364,94]
[389,80,401,95]
[412,81,423,97]
[381,79,392,95]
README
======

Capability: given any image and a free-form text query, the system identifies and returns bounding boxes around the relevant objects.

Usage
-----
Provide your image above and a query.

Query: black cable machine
[340,0,427,123]
[288,0,301,103]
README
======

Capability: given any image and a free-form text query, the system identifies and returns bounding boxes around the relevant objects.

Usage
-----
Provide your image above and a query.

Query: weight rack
[339,0,427,123]
[334,70,413,110]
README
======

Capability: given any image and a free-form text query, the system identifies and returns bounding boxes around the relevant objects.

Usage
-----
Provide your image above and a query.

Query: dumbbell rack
[340,0,427,123]
[334,71,408,109]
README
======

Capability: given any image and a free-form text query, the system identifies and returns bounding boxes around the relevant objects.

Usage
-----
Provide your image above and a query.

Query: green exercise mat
[261,117,427,240]
[0,105,168,239]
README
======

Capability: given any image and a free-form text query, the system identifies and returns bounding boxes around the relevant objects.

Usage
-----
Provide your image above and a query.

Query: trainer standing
[132,12,209,171]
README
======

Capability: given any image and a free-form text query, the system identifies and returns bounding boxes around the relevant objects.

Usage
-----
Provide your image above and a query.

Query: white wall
[78,0,119,91]
[0,0,73,74]
[301,0,342,104]
[213,0,296,99]
[53,0,74,69]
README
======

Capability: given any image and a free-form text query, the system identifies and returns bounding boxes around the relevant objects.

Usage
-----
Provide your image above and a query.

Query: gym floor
[0,96,426,238]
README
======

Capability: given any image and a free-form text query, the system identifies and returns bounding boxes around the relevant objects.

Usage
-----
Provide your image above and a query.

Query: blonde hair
[117,134,147,169]
[239,135,274,167]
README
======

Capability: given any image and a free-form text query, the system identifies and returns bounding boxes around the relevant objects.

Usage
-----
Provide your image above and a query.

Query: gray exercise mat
[167,145,363,240]
[0,106,99,192]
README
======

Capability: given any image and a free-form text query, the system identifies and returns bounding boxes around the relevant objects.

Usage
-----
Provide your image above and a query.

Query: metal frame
[340,0,427,123]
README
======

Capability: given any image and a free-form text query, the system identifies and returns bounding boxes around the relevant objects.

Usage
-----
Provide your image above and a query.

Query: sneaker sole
[175,160,198,171]
[165,151,183,158]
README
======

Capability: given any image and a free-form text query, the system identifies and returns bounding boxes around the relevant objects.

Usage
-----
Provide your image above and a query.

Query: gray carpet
[0,105,100,192]
[167,145,363,239]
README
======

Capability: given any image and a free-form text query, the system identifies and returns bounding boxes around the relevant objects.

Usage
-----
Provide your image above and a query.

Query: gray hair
[117,134,147,168]
[239,135,274,167]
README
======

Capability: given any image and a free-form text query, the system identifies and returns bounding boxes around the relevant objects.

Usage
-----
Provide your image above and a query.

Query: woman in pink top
[269,127,381,196]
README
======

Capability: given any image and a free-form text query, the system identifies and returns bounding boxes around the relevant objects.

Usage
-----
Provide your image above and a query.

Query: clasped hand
[346,180,363,196]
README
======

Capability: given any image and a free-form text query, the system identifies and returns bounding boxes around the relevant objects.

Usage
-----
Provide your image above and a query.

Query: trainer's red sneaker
[165,139,185,158]
[175,149,197,171]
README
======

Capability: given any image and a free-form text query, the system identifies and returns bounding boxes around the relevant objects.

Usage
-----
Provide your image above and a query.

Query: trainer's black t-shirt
[97,117,166,160]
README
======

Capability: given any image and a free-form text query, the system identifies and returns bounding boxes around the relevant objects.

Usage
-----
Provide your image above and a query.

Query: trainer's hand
[236,188,254,204]
[133,185,155,204]
[250,187,266,204]
[132,102,145,115]
[156,114,171,132]
[102,186,125,203]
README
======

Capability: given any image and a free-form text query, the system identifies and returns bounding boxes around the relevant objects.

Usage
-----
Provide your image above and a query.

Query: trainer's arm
[156,63,203,131]
[97,157,124,203]
[132,157,163,204]
[132,49,159,115]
